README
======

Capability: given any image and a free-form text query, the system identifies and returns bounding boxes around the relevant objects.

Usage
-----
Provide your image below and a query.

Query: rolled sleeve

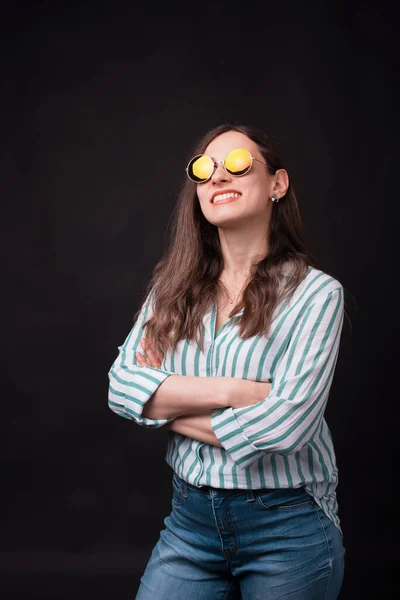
[211,407,266,468]
[212,286,344,467]
[108,291,175,428]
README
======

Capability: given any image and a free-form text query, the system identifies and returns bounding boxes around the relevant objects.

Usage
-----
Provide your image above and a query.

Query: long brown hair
[140,124,318,357]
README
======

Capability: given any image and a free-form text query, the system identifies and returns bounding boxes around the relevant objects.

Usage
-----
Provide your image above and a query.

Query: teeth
[212,192,240,203]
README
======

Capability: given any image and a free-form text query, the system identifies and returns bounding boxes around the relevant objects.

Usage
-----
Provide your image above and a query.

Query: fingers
[143,339,162,367]
[136,338,162,368]
[136,351,148,366]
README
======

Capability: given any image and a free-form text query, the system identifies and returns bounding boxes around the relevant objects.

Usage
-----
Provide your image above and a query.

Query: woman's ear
[273,169,289,197]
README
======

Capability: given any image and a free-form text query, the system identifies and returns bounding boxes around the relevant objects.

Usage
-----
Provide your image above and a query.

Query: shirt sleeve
[211,285,344,468]
[108,290,174,428]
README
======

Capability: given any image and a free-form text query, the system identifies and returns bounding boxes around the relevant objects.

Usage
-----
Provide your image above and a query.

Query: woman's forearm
[168,411,222,446]
[142,375,229,419]
[142,375,271,420]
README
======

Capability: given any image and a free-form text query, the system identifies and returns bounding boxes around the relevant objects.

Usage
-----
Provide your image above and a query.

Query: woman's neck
[218,226,269,281]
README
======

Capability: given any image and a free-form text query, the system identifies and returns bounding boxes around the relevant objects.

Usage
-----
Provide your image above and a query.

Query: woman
[108,124,346,599]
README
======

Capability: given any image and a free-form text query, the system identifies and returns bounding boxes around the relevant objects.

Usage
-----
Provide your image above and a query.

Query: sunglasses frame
[185,148,267,183]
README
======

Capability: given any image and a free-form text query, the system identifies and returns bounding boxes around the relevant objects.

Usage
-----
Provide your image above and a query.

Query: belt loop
[246,489,255,502]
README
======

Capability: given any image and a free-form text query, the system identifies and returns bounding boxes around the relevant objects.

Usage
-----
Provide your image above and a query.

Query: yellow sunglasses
[186,148,267,183]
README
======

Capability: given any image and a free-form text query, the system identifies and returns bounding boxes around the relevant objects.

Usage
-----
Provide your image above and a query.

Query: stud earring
[271,194,279,203]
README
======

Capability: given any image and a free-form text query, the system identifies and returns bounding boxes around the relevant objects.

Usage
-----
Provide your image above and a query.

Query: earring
[271,193,279,203]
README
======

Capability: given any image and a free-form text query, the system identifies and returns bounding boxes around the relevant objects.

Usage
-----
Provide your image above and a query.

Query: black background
[1,1,398,598]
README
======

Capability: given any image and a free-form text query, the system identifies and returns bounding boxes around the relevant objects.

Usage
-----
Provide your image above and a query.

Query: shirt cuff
[132,366,173,428]
[211,407,265,469]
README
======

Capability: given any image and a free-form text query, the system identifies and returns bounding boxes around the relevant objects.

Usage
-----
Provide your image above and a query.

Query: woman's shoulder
[281,261,342,292]
[278,263,343,314]
[300,265,344,301]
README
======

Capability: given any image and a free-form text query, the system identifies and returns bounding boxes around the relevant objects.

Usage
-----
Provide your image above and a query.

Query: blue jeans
[136,473,345,599]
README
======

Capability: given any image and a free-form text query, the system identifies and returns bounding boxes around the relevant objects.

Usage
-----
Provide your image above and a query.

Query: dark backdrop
[1,1,397,598]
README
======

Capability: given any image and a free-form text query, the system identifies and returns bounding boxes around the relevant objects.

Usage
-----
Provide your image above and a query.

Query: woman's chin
[208,217,244,228]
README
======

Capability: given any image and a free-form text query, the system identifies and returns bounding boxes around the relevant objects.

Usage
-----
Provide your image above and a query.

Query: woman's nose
[211,162,231,183]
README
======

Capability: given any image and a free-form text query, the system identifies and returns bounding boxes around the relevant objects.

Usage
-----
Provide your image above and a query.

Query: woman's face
[196,131,276,229]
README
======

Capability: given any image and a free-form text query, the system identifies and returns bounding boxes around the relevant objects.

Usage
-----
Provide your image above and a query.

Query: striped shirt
[108,266,345,532]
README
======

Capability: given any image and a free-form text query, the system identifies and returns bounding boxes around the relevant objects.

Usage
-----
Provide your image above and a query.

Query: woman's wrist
[228,378,271,409]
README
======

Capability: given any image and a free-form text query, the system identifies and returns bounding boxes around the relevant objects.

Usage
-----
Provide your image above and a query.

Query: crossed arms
[108,285,344,467]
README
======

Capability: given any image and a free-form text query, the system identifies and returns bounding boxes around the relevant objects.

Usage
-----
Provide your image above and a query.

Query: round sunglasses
[186,148,267,183]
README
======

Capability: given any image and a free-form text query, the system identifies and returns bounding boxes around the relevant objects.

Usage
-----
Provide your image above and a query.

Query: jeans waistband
[174,473,257,502]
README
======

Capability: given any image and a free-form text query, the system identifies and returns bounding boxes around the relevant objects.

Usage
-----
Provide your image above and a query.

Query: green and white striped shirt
[108,266,344,532]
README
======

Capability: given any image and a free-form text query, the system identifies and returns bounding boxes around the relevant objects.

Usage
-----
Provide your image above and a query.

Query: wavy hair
[139,124,318,357]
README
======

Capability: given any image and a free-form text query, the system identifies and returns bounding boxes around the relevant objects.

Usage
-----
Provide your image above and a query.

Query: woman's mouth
[211,192,241,205]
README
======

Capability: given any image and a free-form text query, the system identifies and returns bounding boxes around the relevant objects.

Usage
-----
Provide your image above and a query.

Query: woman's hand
[227,379,272,409]
[168,411,222,446]
[136,338,163,369]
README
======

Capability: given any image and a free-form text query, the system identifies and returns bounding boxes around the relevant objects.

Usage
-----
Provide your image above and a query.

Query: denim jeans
[135,472,345,599]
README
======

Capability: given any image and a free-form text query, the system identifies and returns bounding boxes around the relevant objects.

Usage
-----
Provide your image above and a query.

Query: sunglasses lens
[224,148,252,176]
[187,155,214,182]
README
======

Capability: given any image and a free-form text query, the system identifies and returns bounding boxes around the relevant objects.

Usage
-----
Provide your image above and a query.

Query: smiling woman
[195,132,288,232]
[108,123,346,600]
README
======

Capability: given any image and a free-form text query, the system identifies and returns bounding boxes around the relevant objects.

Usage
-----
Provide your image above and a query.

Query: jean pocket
[256,487,314,510]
